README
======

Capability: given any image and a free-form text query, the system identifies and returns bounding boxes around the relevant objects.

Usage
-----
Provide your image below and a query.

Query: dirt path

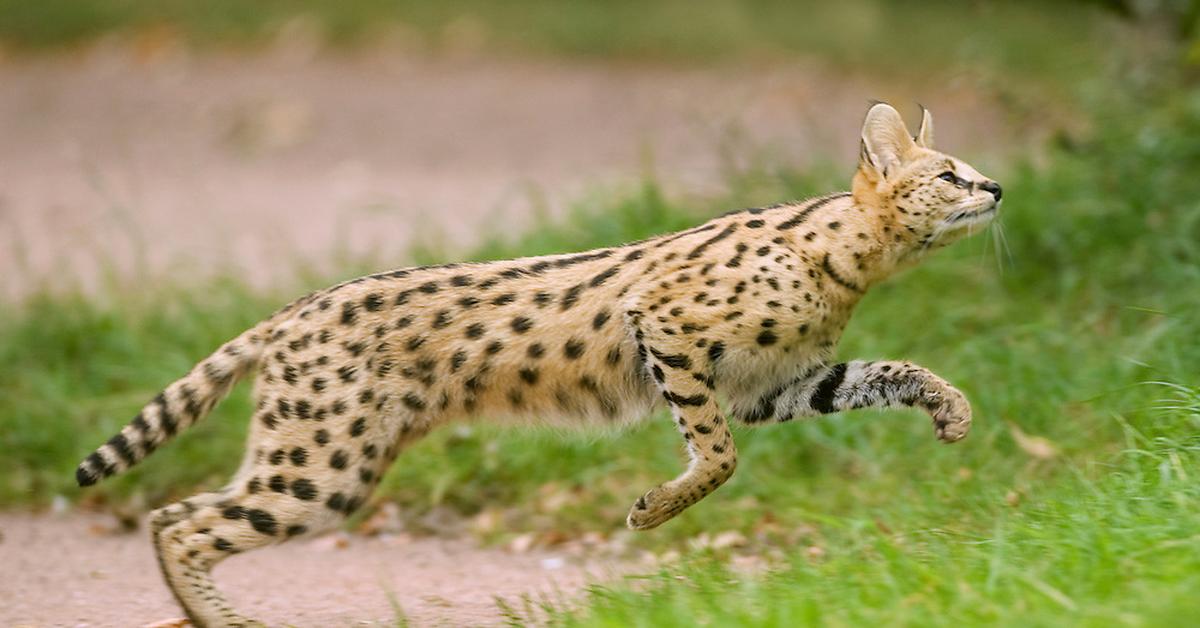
[0,46,1015,300]
[0,512,623,627]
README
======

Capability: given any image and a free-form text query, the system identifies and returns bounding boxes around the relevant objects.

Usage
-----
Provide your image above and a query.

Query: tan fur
[77,103,1000,627]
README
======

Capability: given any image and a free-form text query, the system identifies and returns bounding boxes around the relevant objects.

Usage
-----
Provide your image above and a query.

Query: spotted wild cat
[76,103,1001,627]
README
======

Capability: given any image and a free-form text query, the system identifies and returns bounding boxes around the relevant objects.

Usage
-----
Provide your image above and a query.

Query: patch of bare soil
[0,46,1017,300]
[0,512,626,627]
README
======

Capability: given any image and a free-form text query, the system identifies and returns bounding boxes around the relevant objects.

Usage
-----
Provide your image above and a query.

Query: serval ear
[915,105,934,149]
[859,102,916,181]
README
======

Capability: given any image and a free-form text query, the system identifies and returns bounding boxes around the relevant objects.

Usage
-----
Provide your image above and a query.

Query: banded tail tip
[76,451,110,487]
[76,464,99,487]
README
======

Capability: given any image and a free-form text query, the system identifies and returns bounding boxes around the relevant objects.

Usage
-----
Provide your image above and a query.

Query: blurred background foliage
[0,1,1190,83]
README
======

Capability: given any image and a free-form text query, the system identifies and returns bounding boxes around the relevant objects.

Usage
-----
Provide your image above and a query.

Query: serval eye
[938,171,956,182]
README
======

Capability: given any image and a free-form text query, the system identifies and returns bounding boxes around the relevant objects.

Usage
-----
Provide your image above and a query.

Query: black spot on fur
[776,193,849,230]
[652,365,665,382]
[341,302,359,326]
[593,309,611,330]
[553,250,613,268]
[664,391,709,406]
[820,253,862,292]
[451,350,469,372]
[687,224,738,260]
[561,283,584,310]
[519,367,539,384]
[202,361,232,386]
[651,348,692,370]
[402,392,427,411]
[590,265,621,287]
[292,479,318,501]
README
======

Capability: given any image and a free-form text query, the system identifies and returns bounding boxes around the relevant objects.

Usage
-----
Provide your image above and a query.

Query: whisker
[983,223,1006,276]
[994,220,1015,269]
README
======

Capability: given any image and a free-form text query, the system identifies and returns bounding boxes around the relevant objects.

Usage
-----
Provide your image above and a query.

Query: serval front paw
[920,384,972,443]
[626,485,689,531]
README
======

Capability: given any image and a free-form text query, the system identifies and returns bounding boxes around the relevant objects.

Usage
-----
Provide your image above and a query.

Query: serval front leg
[733,360,972,442]
[626,327,736,530]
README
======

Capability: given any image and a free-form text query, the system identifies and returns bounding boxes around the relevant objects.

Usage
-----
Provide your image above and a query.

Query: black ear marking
[859,139,887,177]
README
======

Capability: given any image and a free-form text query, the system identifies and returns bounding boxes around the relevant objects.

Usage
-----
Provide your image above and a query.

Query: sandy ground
[0,45,1015,300]
[0,512,625,627]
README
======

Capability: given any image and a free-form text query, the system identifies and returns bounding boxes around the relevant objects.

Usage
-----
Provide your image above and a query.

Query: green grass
[2,29,1200,627]
[556,396,1200,625]
[0,1,1153,100]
